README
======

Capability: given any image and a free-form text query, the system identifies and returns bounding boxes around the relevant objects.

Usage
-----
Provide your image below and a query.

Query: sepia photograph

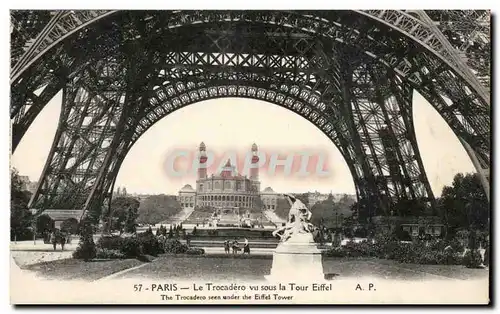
[8,8,491,305]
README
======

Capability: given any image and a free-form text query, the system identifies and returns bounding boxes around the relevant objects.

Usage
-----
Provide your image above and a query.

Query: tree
[73,218,96,261]
[10,168,33,240]
[309,195,354,228]
[124,198,140,233]
[392,198,429,217]
[351,199,372,224]
[254,196,264,210]
[137,195,182,225]
[36,214,55,234]
[310,195,335,227]
[109,196,140,233]
[60,218,79,234]
[437,173,489,233]
[295,193,310,208]
[275,198,291,220]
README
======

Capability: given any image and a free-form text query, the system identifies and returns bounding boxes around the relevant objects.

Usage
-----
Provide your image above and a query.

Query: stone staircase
[159,207,195,225]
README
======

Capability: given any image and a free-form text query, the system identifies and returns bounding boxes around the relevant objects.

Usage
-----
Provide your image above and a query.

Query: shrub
[207,229,218,236]
[397,230,412,242]
[323,247,347,258]
[416,251,445,265]
[98,232,164,258]
[73,220,96,261]
[429,239,448,251]
[137,232,163,256]
[389,242,415,263]
[120,237,143,258]
[443,251,464,265]
[449,239,465,253]
[463,249,483,268]
[73,239,97,261]
[323,235,475,266]
[163,239,188,254]
[345,240,379,257]
[96,248,126,259]
[12,228,34,241]
[97,235,124,250]
[185,248,205,255]
[374,240,400,260]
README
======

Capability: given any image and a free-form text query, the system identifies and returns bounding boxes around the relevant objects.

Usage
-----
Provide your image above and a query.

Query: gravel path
[11,251,74,267]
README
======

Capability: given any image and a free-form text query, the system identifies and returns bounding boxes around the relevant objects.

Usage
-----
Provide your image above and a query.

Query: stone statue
[272,194,316,242]
[267,194,324,282]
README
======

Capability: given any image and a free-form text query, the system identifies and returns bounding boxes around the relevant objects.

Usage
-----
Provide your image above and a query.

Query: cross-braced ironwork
[10,10,491,223]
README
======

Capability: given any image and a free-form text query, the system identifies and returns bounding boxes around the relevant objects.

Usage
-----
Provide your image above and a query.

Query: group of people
[223,238,250,255]
[44,229,71,251]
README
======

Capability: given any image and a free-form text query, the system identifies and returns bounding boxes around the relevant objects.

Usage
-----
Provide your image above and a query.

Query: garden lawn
[22,258,145,281]
[113,255,489,282]
[115,254,272,282]
[20,254,489,282]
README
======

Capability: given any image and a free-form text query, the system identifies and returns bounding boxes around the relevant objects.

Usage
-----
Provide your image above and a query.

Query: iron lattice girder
[123,80,370,202]
[356,10,490,100]
[424,10,490,85]
[11,27,134,152]
[346,63,434,204]
[10,10,53,66]
[29,63,127,211]
[12,10,490,143]
[126,58,434,209]
[10,10,114,83]
[127,45,489,168]
[12,10,490,215]
[11,10,490,104]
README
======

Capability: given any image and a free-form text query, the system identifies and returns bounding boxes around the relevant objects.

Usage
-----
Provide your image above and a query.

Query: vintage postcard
[9,9,491,304]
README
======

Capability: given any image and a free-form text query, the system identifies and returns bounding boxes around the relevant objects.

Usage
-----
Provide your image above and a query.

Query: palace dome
[180,184,195,192]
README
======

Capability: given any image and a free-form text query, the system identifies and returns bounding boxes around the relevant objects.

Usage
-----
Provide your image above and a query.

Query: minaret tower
[250,143,260,191]
[198,142,208,179]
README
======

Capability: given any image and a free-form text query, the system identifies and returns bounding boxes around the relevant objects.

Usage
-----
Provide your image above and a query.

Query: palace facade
[178,142,279,211]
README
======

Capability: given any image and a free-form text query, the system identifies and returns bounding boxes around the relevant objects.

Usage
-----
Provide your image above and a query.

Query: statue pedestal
[265,233,325,282]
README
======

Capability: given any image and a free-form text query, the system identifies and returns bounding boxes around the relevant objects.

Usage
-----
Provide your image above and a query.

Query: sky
[11,91,475,197]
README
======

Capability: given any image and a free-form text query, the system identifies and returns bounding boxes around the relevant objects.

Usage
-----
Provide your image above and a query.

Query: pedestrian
[224,240,230,254]
[232,240,240,254]
[50,230,57,251]
[60,231,67,250]
[243,238,250,255]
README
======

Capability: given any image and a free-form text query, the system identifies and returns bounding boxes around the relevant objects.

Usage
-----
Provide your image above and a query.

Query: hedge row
[323,239,485,267]
[73,231,205,261]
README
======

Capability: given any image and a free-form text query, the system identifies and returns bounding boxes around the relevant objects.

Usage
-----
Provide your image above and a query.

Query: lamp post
[30,208,38,245]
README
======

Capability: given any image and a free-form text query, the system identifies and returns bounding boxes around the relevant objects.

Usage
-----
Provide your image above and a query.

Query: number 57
[134,284,142,291]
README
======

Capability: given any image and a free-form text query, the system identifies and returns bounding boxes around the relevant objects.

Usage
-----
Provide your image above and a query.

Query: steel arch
[10,10,490,223]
